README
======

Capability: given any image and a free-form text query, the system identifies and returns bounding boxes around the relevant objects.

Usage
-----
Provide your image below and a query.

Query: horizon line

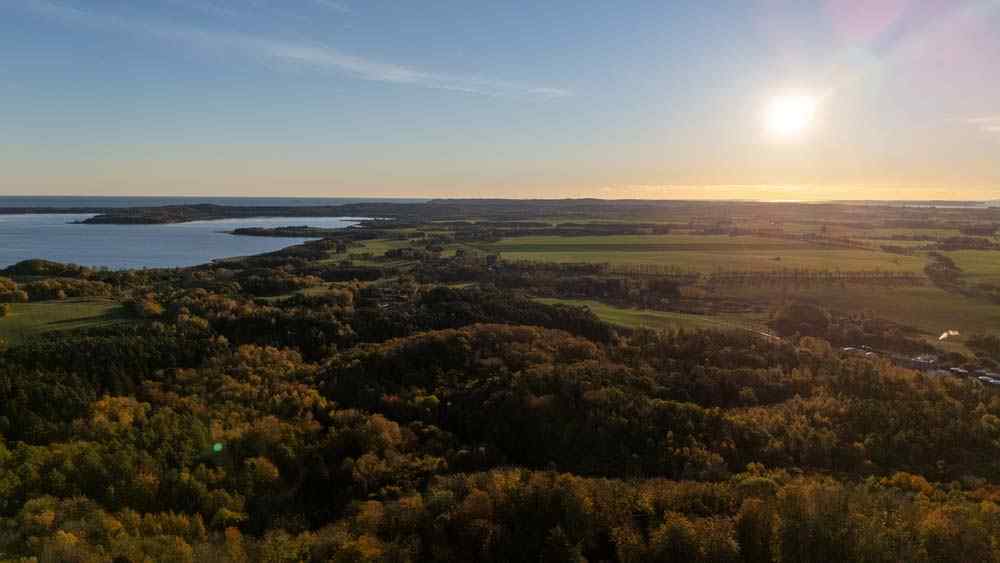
[0,194,997,205]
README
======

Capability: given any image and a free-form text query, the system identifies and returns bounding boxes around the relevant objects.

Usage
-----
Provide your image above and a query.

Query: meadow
[0,298,123,344]
[534,297,769,335]
[313,222,998,354]
[721,284,1000,351]
[945,250,1000,286]
[482,234,926,272]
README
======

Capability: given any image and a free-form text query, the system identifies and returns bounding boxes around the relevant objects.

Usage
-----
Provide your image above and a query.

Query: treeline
[705,269,925,288]
[0,275,113,302]
[495,261,924,289]
[924,236,1000,251]
[925,252,964,289]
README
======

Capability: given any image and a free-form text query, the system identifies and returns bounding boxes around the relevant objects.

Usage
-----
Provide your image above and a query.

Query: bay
[0,214,362,270]
[0,195,425,208]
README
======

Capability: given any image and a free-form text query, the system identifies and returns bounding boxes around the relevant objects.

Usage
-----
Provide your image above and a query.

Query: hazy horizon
[4,1,999,200]
[0,193,996,204]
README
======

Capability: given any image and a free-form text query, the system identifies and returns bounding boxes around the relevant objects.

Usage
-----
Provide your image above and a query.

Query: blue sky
[2,0,999,199]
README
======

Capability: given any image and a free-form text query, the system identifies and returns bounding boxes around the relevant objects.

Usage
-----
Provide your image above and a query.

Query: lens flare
[764,94,818,139]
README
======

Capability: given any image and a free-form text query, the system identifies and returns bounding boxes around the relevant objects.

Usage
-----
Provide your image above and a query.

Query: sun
[764,94,818,139]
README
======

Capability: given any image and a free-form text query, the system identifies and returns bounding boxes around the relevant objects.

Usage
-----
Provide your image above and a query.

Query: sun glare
[764,94,818,139]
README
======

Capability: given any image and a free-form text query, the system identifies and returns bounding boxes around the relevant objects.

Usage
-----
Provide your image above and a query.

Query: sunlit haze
[765,94,819,140]
[3,0,999,200]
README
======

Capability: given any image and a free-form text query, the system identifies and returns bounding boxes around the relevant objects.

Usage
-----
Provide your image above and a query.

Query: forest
[3,200,1000,561]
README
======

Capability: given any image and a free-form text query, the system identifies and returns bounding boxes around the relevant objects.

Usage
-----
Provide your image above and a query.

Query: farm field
[534,297,767,335]
[483,234,926,272]
[857,239,929,248]
[0,298,124,344]
[847,227,962,239]
[945,250,1000,285]
[721,285,1000,351]
[256,283,347,302]
[319,239,415,267]
[352,239,410,256]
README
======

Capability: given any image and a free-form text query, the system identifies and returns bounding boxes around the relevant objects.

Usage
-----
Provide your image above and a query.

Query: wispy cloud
[20,0,570,99]
[968,116,1000,133]
[312,0,351,14]
[160,0,243,20]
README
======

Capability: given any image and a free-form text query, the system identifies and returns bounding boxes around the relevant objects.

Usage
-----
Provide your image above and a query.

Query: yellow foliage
[84,396,150,437]
[882,471,935,497]
[459,489,494,521]
[246,456,281,484]
[355,501,385,534]
[32,510,57,530]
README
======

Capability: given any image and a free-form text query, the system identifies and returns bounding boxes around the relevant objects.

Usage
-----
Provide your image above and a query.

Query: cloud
[20,0,570,99]
[160,0,243,20]
[967,116,1000,133]
[312,0,351,14]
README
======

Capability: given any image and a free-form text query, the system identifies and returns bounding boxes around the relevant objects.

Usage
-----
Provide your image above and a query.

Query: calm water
[0,196,426,208]
[0,195,425,270]
[0,214,364,270]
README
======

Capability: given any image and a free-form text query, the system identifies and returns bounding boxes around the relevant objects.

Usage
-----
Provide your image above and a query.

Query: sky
[2,0,999,200]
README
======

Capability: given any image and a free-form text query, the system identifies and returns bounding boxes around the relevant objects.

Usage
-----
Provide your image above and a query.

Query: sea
[0,196,424,270]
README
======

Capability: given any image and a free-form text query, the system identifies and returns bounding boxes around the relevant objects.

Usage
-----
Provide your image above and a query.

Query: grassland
[721,285,1000,351]
[534,297,768,335]
[0,298,124,345]
[847,227,961,239]
[353,239,411,257]
[318,239,414,267]
[510,235,1000,349]
[257,283,357,302]
[944,250,1000,286]
[857,239,929,248]
[483,234,926,272]
[307,227,1000,352]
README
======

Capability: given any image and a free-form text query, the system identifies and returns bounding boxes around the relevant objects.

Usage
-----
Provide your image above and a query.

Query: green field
[857,239,928,248]
[0,298,124,345]
[850,227,961,239]
[311,230,999,353]
[535,297,768,335]
[484,234,925,272]
[945,250,1000,286]
[722,285,1000,350]
[317,239,407,267]
[354,239,411,256]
